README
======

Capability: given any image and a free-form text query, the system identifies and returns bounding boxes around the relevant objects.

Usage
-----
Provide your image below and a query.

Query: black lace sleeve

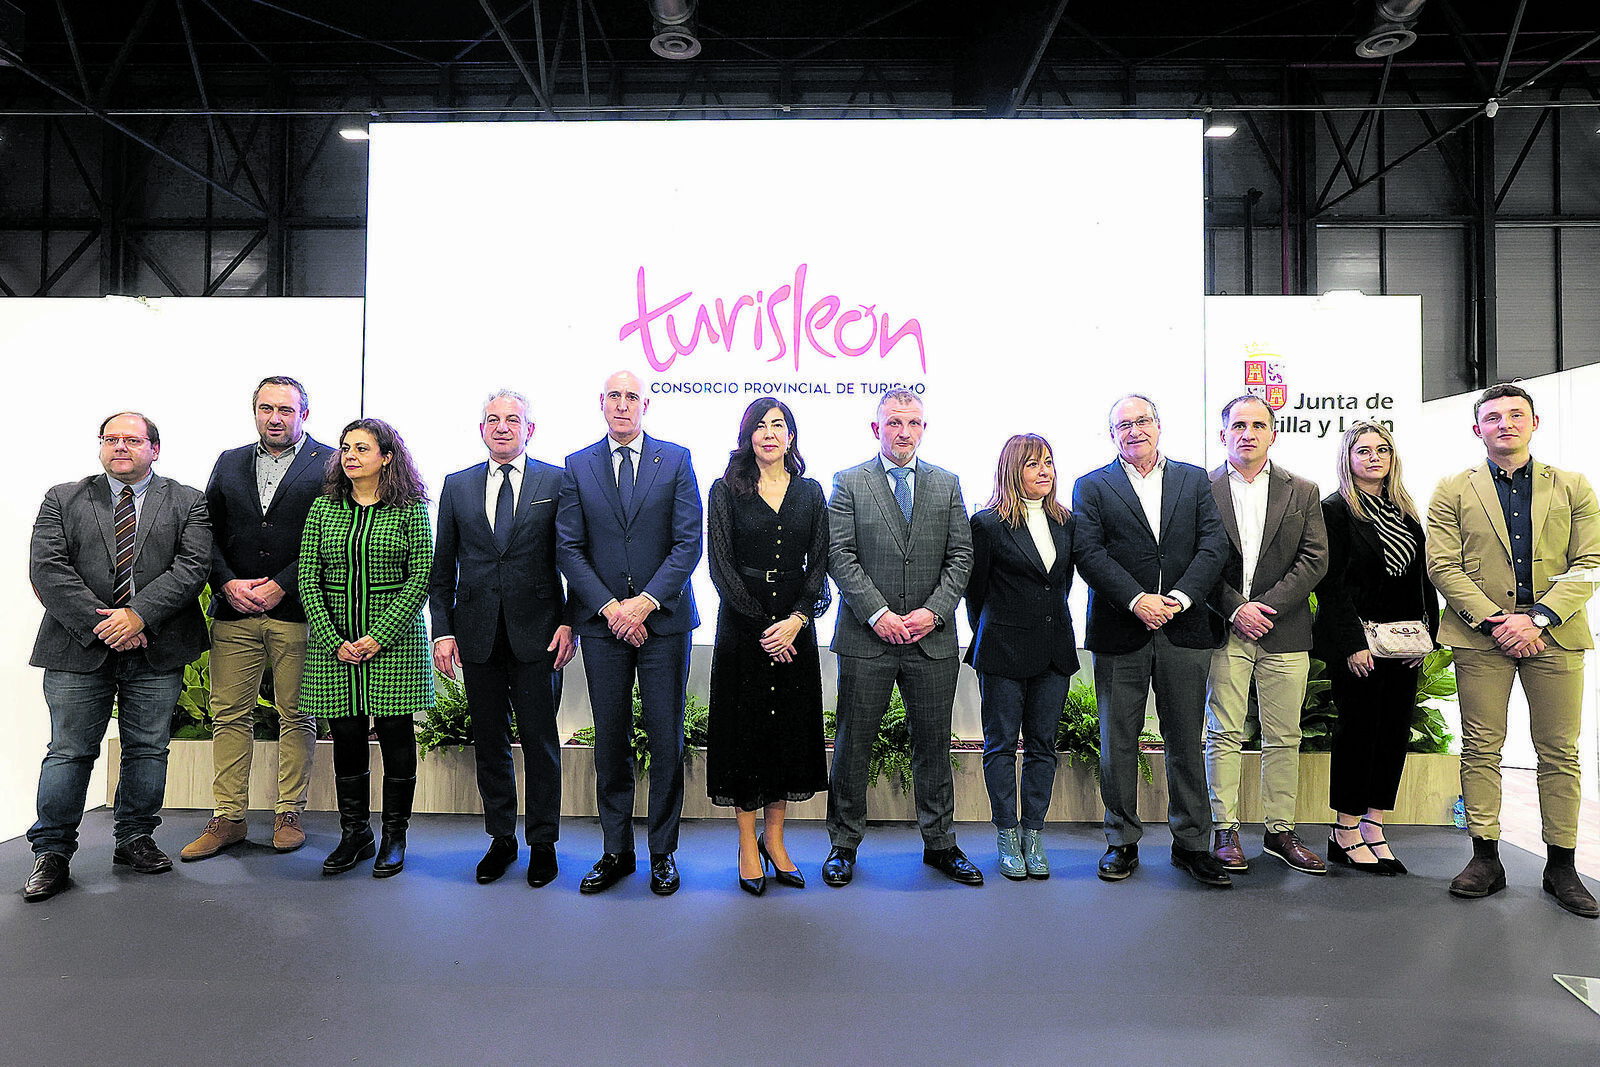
[799,478,832,619]
[706,479,768,619]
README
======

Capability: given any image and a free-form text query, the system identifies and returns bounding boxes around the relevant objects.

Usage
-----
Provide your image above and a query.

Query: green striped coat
[299,496,435,718]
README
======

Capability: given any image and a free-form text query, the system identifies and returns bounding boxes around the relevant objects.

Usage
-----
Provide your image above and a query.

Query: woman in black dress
[706,397,829,896]
[1313,421,1438,875]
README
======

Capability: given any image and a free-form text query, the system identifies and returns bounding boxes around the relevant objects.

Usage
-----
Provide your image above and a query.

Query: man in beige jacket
[1426,383,1600,918]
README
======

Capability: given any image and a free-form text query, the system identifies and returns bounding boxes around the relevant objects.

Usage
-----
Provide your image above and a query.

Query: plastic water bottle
[1452,795,1467,829]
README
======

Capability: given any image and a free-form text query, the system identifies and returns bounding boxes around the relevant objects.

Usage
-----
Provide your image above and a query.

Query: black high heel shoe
[738,845,766,896]
[1327,825,1395,876]
[1361,817,1407,875]
[758,834,805,889]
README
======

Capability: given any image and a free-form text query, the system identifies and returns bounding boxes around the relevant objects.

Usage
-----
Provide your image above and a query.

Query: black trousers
[1328,657,1418,814]
[462,615,563,844]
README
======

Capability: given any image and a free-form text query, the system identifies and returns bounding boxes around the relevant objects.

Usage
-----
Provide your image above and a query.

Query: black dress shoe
[23,853,70,902]
[821,845,856,887]
[527,843,558,888]
[579,851,636,894]
[758,834,805,888]
[476,835,518,884]
[1097,843,1139,882]
[923,845,984,886]
[112,835,173,874]
[1171,844,1233,888]
[650,852,680,896]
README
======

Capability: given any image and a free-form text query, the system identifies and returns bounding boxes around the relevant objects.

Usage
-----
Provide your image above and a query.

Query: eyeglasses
[99,435,150,448]
[1113,416,1157,435]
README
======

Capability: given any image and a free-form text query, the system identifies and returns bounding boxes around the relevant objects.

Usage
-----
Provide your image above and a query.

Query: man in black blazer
[557,370,703,895]
[1071,394,1231,887]
[24,412,211,902]
[430,389,575,887]
[181,376,330,861]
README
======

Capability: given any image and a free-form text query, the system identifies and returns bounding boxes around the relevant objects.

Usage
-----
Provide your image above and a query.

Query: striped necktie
[113,485,137,605]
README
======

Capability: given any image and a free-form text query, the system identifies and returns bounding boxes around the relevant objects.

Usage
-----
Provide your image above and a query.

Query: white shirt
[879,454,917,499]
[484,454,526,533]
[1023,497,1055,571]
[609,434,643,481]
[1226,460,1272,601]
[1117,454,1191,612]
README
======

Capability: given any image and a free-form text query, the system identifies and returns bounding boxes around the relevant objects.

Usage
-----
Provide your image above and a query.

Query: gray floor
[4,810,1598,1066]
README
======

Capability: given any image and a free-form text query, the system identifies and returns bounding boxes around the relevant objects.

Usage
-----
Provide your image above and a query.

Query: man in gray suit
[23,412,211,902]
[1203,395,1329,875]
[823,389,980,887]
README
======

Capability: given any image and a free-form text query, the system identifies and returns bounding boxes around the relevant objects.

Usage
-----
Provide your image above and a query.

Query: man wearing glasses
[23,413,211,902]
[1072,394,1231,887]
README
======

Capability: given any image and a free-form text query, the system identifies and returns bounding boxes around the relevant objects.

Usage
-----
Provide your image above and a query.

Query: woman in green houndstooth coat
[300,418,433,878]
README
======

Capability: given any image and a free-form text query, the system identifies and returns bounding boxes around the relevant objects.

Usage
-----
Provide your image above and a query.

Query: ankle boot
[996,827,1026,880]
[1543,845,1600,918]
[1021,828,1050,879]
[1448,836,1507,899]
[322,773,376,875]
[373,775,415,878]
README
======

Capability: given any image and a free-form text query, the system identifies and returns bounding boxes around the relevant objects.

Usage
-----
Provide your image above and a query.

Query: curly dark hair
[324,418,429,507]
[723,396,805,497]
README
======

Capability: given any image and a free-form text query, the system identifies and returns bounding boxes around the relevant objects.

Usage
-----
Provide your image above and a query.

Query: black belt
[737,564,803,583]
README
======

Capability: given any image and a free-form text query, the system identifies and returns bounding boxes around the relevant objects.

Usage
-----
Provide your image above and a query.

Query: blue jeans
[28,654,183,857]
[977,669,1069,830]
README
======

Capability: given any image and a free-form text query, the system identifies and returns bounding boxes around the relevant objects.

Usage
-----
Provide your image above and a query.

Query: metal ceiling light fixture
[648,0,701,60]
[1356,0,1427,58]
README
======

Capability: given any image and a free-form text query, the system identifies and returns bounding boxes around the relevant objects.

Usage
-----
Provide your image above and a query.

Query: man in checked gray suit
[822,389,980,887]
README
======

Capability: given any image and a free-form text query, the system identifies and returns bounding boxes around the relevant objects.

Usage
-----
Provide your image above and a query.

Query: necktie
[493,463,515,552]
[617,445,635,512]
[113,485,137,605]
[889,466,913,524]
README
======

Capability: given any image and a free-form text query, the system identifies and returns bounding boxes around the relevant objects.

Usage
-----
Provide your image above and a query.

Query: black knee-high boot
[322,773,376,875]
[373,776,415,878]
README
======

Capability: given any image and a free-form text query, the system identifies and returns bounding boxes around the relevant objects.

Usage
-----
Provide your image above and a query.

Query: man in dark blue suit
[180,376,330,861]
[430,390,576,887]
[1072,394,1231,887]
[557,370,702,895]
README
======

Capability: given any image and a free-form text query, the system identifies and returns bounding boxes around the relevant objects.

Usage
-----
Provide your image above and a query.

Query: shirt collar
[1491,459,1532,481]
[256,437,302,462]
[107,470,155,498]
[1227,459,1271,484]
[492,454,527,476]
[1118,454,1166,479]
[609,433,643,453]
[880,454,918,475]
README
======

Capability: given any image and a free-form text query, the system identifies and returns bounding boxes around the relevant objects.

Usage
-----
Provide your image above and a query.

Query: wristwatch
[1528,609,1553,629]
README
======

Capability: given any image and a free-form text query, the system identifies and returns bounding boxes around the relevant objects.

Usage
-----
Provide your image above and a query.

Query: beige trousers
[1205,634,1309,833]
[208,616,316,818]
[1453,644,1586,848]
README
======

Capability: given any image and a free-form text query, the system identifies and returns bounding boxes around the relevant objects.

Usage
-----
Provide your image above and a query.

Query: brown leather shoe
[272,812,306,853]
[1263,829,1326,875]
[180,817,247,861]
[1448,837,1507,898]
[1544,847,1599,918]
[1212,828,1248,871]
[23,853,70,902]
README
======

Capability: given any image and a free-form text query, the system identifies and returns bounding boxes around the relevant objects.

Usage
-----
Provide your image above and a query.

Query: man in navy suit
[1071,394,1232,887]
[24,412,211,902]
[430,389,575,887]
[180,376,330,861]
[557,370,702,895]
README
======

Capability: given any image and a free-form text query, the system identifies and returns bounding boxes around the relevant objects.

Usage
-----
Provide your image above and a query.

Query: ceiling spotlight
[339,127,370,142]
[1356,0,1426,59]
[648,0,701,60]
[1204,122,1238,139]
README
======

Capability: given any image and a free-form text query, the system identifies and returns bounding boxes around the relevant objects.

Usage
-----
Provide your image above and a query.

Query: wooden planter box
[124,739,1462,825]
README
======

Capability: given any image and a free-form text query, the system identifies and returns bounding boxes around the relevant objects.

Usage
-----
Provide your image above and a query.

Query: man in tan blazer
[1426,383,1600,918]
[1204,396,1329,875]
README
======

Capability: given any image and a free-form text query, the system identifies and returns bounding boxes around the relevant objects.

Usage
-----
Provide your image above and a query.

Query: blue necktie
[493,464,515,552]
[617,446,635,512]
[889,466,913,524]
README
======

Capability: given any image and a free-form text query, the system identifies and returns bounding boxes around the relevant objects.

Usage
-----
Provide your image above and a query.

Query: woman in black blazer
[1313,421,1439,875]
[965,434,1079,880]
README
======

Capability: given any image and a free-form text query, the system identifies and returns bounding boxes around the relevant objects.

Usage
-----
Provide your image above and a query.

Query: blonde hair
[1336,421,1419,523]
[987,434,1068,528]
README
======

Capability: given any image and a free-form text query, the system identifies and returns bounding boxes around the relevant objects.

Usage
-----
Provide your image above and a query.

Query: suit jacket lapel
[1049,517,1070,580]
[1467,464,1513,557]
[133,477,170,562]
[466,462,496,544]
[866,462,910,553]
[1210,466,1241,550]
[266,438,326,520]
[1532,462,1554,545]
[591,439,626,526]
[627,435,664,524]
[1261,466,1291,548]
[93,477,119,564]
[1158,463,1186,546]
[1005,518,1049,577]
[1106,461,1155,542]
